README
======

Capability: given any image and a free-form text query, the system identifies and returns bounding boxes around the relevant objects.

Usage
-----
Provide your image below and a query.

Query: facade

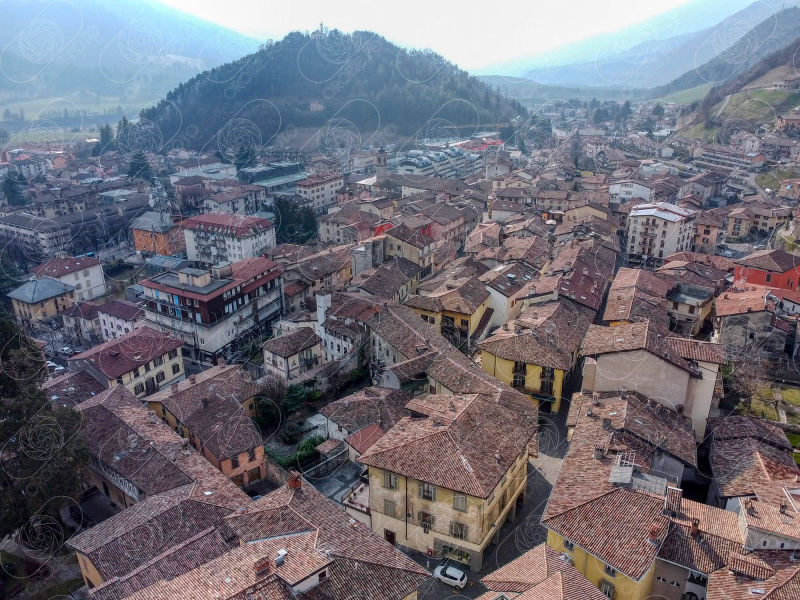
[141,257,282,363]
[68,326,186,398]
[261,327,322,382]
[734,248,800,291]
[182,213,276,266]
[295,172,344,215]
[31,254,106,301]
[626,202,695,264]
[60,301,101,345]
[384,224,434,279]
[131,211,185,256]
[8,276,76,325]
[0,213,72,258]
[96,299,145,341]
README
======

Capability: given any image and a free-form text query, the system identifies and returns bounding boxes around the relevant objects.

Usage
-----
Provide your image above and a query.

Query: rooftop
[7,276,74,303]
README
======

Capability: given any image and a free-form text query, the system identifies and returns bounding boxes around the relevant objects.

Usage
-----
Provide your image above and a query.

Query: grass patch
[660,83,713,104]
[755,167,800,190]
[718,89,800,124]
[680,121,720,142]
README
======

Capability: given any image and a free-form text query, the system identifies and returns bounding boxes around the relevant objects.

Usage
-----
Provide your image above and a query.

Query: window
[600,580,615,599]
[419,512,434,530]
[383,472,398,490]
[145,363,151,372]
[231,457,239,469]
[449,521,468,540]
[420,482,436,501]
[168,349,178,359]
[133,368,139,377]
[563,539,574,551]
[172,364,180,375]
[384,499,396,518]
[116,377,123,384]
[766,273,772,283]
[453,494,467,512]
[133,383,144,394]
[156,371,165,383]
[248,448,256,462]
[604,565,617,578]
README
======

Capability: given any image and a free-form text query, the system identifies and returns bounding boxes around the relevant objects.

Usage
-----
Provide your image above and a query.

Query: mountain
[139,30,526,152]
[481,0,757,78]
[478,75,644,105]
[0,0,260,116]
[651,6,800,100]
[519,0,793,89]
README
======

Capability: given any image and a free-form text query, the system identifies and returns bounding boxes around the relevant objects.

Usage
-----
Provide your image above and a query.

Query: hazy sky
[157,0,694,71]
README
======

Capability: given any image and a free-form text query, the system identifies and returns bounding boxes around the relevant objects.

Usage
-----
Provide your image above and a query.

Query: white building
[31,254,106,301]
[295,172,344,215]
[609,179,655,202]
[97,299,145,341]
[626,202,695,264]
[182,213,276,266]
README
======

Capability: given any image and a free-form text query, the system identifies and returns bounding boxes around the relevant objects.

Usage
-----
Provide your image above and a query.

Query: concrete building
[8,276,76,326]
[32,254,106,301]
[183,213,276,266]
[626,202,695,265]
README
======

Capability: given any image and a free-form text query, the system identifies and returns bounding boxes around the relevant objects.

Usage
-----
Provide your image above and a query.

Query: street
[415,409,568,599]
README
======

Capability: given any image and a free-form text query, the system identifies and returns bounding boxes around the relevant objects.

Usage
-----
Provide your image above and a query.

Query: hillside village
[5,17,800,600]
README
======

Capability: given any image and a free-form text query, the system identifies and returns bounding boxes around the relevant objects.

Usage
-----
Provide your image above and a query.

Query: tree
[0,318,88,540]
[116,116,130,144]
[234,143,256,172]
[2,172,26,206]
[0,128,8,143]
[128,151,153,181]
[651,103,665,118]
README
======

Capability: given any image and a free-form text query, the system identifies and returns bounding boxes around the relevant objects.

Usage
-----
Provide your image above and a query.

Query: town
[2,4,800,600]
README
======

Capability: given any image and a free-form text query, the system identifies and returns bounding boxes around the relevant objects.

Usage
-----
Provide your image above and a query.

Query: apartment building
[140,257,282,364]
[96,298,144,341]
[359,392,537,571]
[182,213,276,266]
[626,202,695,264]
[8,276,76,325]
[384,224,435,278]
[0,213,72,258]
[32,253,106,301]
[295,172,343,214]
[68,326,185,398]
[261,327,322,382]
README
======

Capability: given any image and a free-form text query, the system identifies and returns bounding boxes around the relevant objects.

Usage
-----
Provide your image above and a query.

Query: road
[415,409,568,599]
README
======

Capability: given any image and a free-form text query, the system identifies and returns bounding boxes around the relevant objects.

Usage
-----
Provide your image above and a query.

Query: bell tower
[375,145,387,180]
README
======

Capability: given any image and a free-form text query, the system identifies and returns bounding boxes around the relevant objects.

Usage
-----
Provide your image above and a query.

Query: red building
[734,249,800,290]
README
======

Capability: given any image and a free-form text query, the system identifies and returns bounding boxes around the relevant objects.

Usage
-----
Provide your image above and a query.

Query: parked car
[433,564,467,589]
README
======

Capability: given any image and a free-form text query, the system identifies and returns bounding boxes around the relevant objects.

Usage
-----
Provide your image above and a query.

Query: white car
[433,564,467,589]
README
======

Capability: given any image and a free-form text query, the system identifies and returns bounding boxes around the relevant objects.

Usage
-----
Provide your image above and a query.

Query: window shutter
[418,482,423,498]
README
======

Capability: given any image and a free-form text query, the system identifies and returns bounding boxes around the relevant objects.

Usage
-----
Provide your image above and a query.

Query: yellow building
[405,275,491,348]
[68,326,185,398]
[479,299,594,413]
[358,392,538,571]
[8,276,76,326]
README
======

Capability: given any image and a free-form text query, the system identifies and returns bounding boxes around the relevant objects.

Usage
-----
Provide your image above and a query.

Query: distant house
[8,276,76,326]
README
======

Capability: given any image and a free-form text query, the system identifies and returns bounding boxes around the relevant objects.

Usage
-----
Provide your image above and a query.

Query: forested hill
[140,30,527,150]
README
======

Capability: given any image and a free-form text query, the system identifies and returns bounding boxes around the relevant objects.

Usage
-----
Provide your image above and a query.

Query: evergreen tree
[2,172,26,206]
[116,116,130,145]
[651,103,665,118]
[234,143,256,172]
[128,151,153,180]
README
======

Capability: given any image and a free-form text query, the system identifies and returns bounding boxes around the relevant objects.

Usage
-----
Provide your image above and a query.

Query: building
[0,213,72,258]
[480,299,595,413]
[350,257,422,303]
[31,253,106,301]
[131,211,185,256]
[582,321,726,439]
[261,327,322,382]
[68,326,185,397]
[724,203,792,242]
[182,213,276,266]
[480,261,539,330]
[96,298,144,341]
[479,543,609,600]
[8,276,76,325]
[626,202,695,264]
[295,172,344,214]
[319,386,410,441]
[734,248,800,291]
[141,257,282,363]
[146,365,267,487]
[384,224,434,278]
[60,301,101,345]
[358,391,538,571]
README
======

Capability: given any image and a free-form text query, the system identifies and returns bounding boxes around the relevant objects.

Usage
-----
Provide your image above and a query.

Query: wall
[684,360,719,440]
[480,352,565,412]
[592,350,690,410]
[652,559,692,600]
[75,552,104,589]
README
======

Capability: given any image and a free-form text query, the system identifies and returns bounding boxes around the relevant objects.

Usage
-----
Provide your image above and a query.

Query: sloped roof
[8,276,74,303]
[736,249,798,273]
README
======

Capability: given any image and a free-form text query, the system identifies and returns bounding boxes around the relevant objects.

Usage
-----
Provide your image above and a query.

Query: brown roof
[320,387,411,433]
[68,326,183,379]
[43,369,106,408]
[480,543,608,600]
[405,275,489,315]
[97,298,144,321]
[715,286,774,316]
[666,337,727,364]
[32,254,100,278]
[359,392,537,498]
[707,551,800,600]
[384,223,434,248]
[736,249,799,273]
[345,423,386,454]
[262,327,320,358]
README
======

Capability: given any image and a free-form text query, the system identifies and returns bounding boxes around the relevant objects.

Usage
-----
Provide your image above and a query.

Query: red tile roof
[345,423,386,454]
[32,254,100,278]
[181,212,272,236]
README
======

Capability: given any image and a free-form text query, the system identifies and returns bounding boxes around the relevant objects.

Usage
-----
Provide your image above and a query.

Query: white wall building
[295,172,343,215]
[626,202,695,264]
[182,213,276,266]
[31,254,106,302]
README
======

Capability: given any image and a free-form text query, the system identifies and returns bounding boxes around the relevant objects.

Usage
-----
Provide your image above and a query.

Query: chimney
[690,517,700,537]
[602,417,612,430]
[780,503,788,515]
[189,374,197,384]
[275,549,288,567]
[593,446,604,459]
[254,556,271,576]
[288,471,302,489]
[201,398,209,409]
[648,524,661,544]
[170,383,179,392]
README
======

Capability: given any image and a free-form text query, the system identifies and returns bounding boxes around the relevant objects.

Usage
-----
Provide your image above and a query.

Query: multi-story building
[8,276,76,325]
[130,211,185,256]
[733,248,800,291]
[384,224,434,278]
[68,326,185,398]
[724,202,792,241]
[295,172,343,215]
[0,213,72,259]
[182,213,276,266]
[261,327,322,382]
[358,392,538,571]
[140,257,282,364]
[31,253,106,301]
[609,179,655,203]
[626,202,695,265]
[146,364,267,487]
[96,298,145,341]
